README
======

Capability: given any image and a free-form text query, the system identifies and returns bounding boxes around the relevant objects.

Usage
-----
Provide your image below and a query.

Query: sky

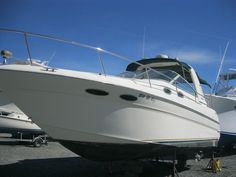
[0,0,236,90]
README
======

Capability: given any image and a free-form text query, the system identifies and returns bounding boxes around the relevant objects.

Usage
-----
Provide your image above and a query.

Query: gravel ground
[0,140,236,177]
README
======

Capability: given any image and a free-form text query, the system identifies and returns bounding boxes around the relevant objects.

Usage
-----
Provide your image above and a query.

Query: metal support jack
[206,152,221,173]
[172,149,180,177]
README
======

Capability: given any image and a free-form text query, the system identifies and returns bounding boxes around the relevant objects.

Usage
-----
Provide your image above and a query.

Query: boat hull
[219,132,236,147]
[0,116,44,137]
[207,95,236,146]
[207,95,236,113]
[0,65,220,160]
[219,110,236,147]
[0,115,41,131]
[59,140,217,161]
[219,110,236,136]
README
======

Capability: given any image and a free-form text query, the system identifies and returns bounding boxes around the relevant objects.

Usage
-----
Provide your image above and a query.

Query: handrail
[131,69,197,97]
[0,28,205,103]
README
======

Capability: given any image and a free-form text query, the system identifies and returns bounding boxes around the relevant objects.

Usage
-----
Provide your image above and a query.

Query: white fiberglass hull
[207,95,236,146]
[0,92,42,135]
[0,65,219,159]
[219,110,236,136]
[0,115,42,133]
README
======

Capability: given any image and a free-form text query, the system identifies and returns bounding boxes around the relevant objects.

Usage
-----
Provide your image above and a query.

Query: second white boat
[207,69,236,147]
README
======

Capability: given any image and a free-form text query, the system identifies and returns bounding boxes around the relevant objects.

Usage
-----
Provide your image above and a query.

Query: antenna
[142,27,146,59]
[212,41,230,93]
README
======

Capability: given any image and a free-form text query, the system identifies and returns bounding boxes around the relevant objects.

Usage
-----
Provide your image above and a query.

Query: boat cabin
[121,55,211,104]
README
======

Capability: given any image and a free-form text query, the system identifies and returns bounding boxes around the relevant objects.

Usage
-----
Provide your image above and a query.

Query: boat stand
[172,149,180,177]
[206,152,221,173]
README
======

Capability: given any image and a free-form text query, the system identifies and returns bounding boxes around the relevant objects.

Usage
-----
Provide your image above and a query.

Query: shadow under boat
[0,156,189,177]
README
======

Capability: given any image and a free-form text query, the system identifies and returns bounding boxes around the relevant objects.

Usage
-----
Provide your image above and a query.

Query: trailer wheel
[33,137,43,147]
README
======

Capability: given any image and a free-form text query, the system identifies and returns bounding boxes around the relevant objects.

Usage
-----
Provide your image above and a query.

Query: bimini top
[126,56,211,87]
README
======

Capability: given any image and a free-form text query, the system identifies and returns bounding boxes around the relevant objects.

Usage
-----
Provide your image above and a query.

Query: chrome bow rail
[0,28,205,104]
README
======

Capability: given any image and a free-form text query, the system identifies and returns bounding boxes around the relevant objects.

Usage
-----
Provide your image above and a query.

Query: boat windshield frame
[119,68,196,96]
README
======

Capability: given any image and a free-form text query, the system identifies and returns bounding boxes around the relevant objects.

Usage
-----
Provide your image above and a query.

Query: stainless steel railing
[0,28,203,103]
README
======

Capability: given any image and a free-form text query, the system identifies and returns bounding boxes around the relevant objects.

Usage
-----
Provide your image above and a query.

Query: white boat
[0,29,220,160]
[0,92,43,138]
[207,70,236,146]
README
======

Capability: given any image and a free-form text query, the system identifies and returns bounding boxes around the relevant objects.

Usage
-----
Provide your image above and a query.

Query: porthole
[85,89,109,96]
[163,88,171,94]
[177,92,184,98]
[120,94,138,101]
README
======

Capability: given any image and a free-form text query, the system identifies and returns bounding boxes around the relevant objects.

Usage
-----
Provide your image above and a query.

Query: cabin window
[85,89,109,96]
[120,94,138,101]
[163,87,171,94]
[0,111,10,116]
[177,92,184,98]
[175,77,196,96]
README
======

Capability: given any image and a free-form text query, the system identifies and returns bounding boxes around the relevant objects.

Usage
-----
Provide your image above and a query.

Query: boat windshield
[119,69,196,95]
[120,70,176,81]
